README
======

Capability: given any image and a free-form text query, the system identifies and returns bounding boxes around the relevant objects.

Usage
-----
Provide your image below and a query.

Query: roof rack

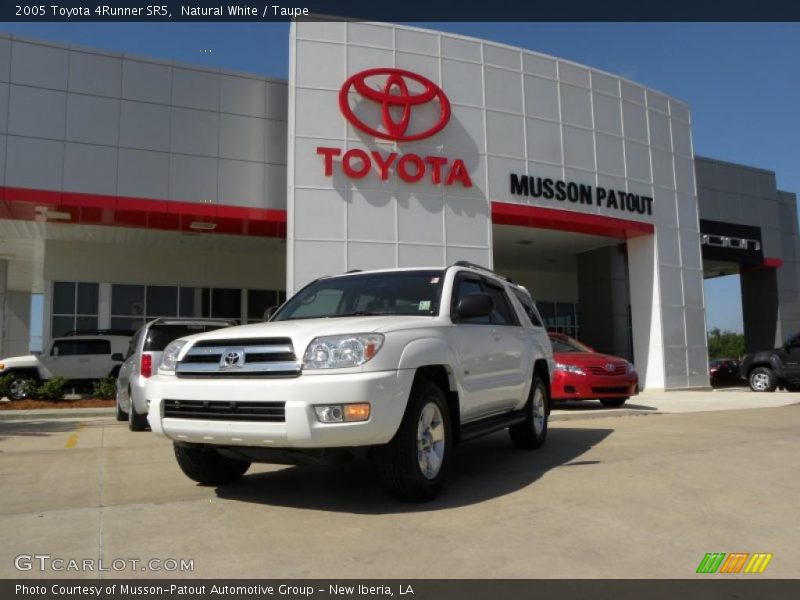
[148,317,238,326]
[451,261,515,283]
[63,329,135,337]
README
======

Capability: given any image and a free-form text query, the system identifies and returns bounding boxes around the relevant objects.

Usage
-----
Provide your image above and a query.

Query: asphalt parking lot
[1,397,798,579]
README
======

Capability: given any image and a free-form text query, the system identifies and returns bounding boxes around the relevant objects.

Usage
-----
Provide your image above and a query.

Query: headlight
[627,362,637,374]
[555,362,586,376]
[160,340,188,372]
[303,334,384,369]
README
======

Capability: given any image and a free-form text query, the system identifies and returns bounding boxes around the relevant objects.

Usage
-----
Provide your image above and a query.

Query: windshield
[273,270,445,321]
[549,335,592,353]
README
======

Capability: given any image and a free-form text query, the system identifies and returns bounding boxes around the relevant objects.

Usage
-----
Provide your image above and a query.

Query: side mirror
[52,346,59,357]
[263,306,278,321]
[454,292,493,321]
[111,353,124,362]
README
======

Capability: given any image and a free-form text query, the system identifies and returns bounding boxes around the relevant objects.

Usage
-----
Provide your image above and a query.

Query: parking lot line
[65,422,85,449]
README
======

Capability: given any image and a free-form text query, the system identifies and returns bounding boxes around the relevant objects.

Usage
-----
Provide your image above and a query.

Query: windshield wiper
[327,311,381,318]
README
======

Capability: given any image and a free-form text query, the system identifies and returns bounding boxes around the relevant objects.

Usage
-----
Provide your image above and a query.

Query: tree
[707,328,745,359]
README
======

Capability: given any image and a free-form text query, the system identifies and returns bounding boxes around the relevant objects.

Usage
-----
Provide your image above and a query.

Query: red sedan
[548,332,638,407]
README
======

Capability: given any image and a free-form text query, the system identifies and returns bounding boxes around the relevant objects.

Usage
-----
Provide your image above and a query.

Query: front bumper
[551,371,638,400]
[146,369,415,449]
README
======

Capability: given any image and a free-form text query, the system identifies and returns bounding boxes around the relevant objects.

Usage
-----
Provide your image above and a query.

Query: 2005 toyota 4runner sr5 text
[146,263,554,501]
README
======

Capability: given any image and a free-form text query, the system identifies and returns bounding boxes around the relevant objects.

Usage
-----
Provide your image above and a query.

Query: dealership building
[0,22,798,390]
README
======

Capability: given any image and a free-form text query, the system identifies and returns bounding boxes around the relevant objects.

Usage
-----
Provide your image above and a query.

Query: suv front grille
[163,399,286,422]
[176,338,301,377]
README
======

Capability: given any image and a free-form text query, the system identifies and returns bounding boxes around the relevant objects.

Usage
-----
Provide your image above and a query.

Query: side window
[485,283,519,326]
[513,289,544,327]
[51,341,77,356]
[75,340,111,355]
[452,276,490,325]
[126,331,142,359]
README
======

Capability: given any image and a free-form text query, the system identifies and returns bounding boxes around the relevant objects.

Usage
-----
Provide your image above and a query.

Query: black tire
[128,392,149,432]
[115,396,127,421]
[375,378,452,502]
[600,397,628,408]
[509,374,549,449]
[749,367,777,392]
[173,443,251,485]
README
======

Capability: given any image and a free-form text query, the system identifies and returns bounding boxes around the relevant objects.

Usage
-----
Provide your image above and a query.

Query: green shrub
[34,377,68,401]
[0,373,14,399]
[92,377,117,400]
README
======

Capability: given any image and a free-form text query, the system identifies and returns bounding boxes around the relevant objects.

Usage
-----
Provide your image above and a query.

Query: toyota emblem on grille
[605,363,616,372]
[220,348,245,369]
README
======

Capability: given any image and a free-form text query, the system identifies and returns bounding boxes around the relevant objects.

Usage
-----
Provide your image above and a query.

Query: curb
[551,408,659,422]
[0,407,115,421]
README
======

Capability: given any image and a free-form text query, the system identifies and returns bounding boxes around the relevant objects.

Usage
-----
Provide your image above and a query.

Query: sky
[2,21,798,334]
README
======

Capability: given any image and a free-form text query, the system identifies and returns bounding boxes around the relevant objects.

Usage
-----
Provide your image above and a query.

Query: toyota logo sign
[339,68,451,142]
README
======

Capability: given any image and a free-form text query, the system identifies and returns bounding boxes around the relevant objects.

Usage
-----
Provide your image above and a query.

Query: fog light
[315,405,344,423]
[344,403,370,422]
[314,403,371,423]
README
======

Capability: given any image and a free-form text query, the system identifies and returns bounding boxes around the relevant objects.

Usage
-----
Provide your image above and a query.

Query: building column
[0,261,33,358]
[627,235,666,390]
[741,268,780,352]
[577,245,632,361]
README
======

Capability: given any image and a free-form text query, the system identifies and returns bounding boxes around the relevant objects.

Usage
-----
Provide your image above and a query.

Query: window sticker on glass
[430,277,440,284]
[419,300,431,311]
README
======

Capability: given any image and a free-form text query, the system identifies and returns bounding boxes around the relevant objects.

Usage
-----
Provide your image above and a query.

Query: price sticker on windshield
[419,300,432,311]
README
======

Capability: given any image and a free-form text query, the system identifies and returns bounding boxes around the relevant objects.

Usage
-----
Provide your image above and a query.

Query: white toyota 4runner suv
[147,263,554,501]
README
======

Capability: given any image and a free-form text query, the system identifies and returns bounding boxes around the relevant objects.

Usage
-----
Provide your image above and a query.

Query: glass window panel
[179,287,197,317]
[52,340,78,356]
[77,283,99,315]
[211,289,241,319]
[248,290,277,320]
[112,285,145,316]
[53,282,75,315]
[75,316,98,332]
[52,316,74,338]
[201,288,211,317]
[147,286,178,316]
[111,317,144,332]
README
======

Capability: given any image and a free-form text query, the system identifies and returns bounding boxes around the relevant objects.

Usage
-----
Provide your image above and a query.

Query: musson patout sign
[316,68,473,187]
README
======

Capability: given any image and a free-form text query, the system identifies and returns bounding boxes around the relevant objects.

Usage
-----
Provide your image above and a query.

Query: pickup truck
[146,263,554,501]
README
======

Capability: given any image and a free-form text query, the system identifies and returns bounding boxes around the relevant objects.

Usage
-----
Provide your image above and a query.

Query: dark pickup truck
[740,336,800,392]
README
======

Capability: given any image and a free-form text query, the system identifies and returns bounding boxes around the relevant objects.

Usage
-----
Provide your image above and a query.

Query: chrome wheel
[9,378,29,400]
[751,372,770,391]
[417,402,445,479]
[532,385,546,435]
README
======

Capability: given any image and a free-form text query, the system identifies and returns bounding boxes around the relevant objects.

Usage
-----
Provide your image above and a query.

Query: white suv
[147,264,554,501]
[0,332,131,399]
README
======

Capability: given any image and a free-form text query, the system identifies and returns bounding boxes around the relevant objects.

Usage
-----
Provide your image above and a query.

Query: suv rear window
[144,324,230,352]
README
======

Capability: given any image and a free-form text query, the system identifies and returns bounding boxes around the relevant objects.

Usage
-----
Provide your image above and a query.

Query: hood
[553,351,629,367]
[175,315,437,354]
[0,354,41,369]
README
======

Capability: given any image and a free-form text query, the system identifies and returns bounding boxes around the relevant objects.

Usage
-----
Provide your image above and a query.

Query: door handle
[492,329,502,341]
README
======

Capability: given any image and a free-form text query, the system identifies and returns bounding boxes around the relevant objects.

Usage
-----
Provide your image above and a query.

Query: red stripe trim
[491,201,654,239]
[0,185,287,238]
[763,257,783,268]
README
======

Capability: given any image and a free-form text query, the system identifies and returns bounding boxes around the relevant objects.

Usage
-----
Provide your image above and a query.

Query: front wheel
[174,443,251,485]
[8,374,34,400]
[375,378,451,502]
[749,367,777,392]
[600,397,628,408]
[509,375,549,449]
